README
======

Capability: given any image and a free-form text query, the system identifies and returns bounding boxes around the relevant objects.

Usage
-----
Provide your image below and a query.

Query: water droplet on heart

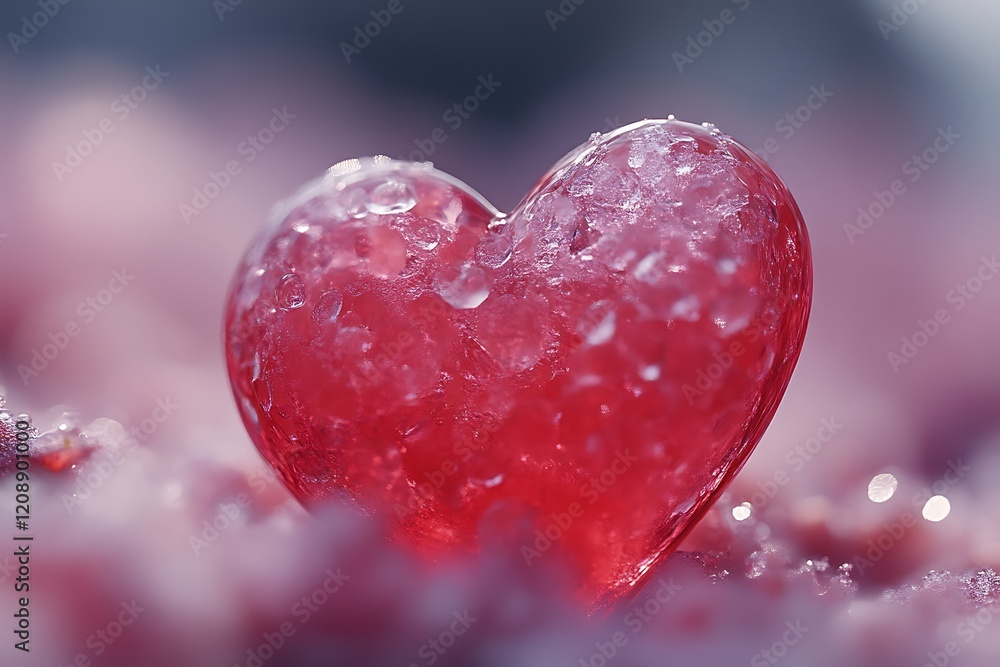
[276,274,306,309]
[475,231,512,268]
[702,121,722,136]
[488,214,508,231]
[344,188,368,218]
[367,180,417,215]
[434,264,490,309]
[312,289,343,324]
[408,221,440,251]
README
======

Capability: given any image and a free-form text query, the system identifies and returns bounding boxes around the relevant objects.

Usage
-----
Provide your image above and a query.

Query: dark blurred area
[1,0,976,204]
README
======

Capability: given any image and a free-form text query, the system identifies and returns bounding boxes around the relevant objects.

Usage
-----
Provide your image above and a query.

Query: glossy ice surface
[225,119,812,605]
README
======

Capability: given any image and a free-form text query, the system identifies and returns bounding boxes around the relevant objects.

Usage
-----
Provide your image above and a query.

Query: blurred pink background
[1,1,999,665]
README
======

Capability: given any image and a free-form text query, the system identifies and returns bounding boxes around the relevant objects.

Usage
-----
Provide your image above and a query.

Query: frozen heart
[225,119,812,607]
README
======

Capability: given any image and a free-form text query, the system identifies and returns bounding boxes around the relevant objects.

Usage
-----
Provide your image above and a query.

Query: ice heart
[225,119,812,606]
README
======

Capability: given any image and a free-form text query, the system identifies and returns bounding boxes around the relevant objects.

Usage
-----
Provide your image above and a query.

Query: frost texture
[225,120,813,607]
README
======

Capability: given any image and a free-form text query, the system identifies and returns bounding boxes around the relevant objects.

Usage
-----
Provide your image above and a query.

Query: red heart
[225,119,812,607]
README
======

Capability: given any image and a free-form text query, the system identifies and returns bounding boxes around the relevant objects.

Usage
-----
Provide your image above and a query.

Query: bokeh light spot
[922,495,951,522]
[867,473,898,503]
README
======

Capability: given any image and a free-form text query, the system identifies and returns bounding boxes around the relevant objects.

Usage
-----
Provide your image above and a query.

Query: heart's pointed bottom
[225,119,812,608]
